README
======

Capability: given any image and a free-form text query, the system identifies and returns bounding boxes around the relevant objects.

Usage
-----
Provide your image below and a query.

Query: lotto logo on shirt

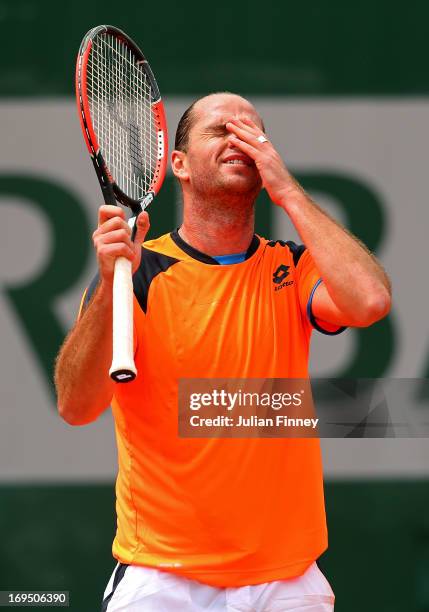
[273,264,294,291]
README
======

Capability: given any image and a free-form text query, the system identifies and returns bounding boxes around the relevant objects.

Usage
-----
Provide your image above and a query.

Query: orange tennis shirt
[82,230,345,587]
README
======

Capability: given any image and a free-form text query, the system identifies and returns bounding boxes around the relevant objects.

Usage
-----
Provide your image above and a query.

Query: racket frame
[75,25,168,383]
[76,24,168,214]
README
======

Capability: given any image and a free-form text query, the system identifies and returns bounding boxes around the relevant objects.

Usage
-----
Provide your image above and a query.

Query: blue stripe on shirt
[212,253,246,265]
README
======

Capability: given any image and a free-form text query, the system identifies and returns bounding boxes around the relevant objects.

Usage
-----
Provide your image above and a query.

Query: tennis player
[55,92,391,611]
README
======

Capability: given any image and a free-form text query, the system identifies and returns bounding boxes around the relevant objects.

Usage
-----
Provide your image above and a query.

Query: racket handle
[109,256,137,382]
[101,180,117,206]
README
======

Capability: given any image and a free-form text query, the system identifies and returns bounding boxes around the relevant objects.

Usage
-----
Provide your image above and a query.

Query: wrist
[278,187,308,213]
[95,278,114,304]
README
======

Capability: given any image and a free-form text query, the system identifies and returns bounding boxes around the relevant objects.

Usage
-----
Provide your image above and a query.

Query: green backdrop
[2,482,429,611]
[0,0,426,610]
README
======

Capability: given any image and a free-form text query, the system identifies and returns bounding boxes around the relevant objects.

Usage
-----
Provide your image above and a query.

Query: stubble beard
[189,168,262,225]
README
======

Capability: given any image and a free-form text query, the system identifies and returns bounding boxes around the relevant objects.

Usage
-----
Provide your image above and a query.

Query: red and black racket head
[75,25,168,214]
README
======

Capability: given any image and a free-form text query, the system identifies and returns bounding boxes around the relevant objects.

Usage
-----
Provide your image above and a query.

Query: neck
[179,194,256,256]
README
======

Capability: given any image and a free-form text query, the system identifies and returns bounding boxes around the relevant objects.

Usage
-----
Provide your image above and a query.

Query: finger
[134,211,150,245]
[229,119,269,147]
[226,122,264,148]
[228,135,259,160]
[232,117,261,136]
[95,215,130,236]
[236,117,262,132]
[95,228,133,249]
[97,242,135,263]
[98,204,125,227]
[226,120,254,139]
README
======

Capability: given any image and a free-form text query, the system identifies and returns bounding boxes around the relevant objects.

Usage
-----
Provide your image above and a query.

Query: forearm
[224,117,391,326]
[280,182,391,325]
[55,282,115,425]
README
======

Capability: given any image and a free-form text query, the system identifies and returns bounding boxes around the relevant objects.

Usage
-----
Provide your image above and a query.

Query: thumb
[133,211,150,245]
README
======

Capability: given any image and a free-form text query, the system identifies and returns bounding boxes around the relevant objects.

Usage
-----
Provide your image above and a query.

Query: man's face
[181,94,264,199]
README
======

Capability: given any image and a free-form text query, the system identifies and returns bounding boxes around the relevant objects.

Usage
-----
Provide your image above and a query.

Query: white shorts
[102,561,335,611]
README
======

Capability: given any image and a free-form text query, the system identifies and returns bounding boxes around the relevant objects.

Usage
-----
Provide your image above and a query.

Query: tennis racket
[75,25,168,383]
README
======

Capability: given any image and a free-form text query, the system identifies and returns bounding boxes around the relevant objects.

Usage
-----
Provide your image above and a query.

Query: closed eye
[202,124,229,137]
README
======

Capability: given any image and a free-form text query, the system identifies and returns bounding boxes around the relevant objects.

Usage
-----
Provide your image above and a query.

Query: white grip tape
[109,256,137,379]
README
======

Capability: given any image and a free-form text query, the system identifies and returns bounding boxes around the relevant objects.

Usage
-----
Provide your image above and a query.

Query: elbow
[57,400,101,426]
[355,288,392,327]
[57,403,85,426]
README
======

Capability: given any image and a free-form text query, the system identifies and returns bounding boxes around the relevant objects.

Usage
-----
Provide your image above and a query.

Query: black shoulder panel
[266,240,306,267]
[133,247,180,313]
[286,241,306,267]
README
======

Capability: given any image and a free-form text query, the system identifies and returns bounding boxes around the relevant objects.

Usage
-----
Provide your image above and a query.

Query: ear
[171,150,189,181]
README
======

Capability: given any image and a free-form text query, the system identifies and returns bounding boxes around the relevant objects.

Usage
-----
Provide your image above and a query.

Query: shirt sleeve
[295,248,347,336]
[77,273,99,320]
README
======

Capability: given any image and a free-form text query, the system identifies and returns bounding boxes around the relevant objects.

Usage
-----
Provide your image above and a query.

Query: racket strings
[86,33,159,200]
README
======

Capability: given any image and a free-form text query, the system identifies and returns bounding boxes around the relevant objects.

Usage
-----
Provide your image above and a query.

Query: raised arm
[275,191,390,327]
[226,118,391,328]
[54,206,149,425]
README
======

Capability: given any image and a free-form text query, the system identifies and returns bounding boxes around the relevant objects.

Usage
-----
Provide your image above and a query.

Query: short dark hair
[174,99,198,152]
